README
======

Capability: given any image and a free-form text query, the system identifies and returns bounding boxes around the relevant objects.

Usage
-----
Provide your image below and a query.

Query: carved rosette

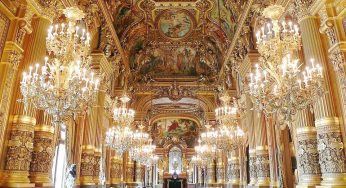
[29,125,55,184]
[110,157,122,184]
[296,127,321,184]
[80,151,95,177]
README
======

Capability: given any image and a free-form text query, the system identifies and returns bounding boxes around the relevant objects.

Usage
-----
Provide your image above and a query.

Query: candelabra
[19,7,97,128]
[112,95,135,126]
[215,91,238,126]
[105,125,134,155]
[249,54,324,122]
[256,5,301,64]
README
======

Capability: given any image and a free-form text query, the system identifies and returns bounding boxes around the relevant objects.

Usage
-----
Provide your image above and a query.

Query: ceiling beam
[96,0,129,71]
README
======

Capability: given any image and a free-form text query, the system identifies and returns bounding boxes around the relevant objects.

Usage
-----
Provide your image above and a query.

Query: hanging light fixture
[215,91,238,126]
[19,7,98,128]
[247,5,325,122]
[105,125,133,155]
[105,95,136,155]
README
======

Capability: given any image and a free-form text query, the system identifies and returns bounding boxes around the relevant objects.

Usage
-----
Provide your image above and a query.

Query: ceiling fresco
[105,0,247,81]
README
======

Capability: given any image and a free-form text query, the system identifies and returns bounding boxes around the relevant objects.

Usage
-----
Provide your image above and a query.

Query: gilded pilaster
[93,148,101,185]
[295,109,321,187]
[266,117,280,187]
[29,112,55,187]
[295,1,346,185]
[80,144,96,186]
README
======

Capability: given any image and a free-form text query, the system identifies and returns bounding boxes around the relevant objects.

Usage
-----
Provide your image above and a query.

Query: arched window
[169,146,182,174]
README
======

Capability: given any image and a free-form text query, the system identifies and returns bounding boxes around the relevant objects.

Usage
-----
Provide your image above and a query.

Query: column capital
[292,0,314,22]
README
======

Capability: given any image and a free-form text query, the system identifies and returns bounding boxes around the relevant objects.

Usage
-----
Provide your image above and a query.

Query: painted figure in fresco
[160,11,192,39]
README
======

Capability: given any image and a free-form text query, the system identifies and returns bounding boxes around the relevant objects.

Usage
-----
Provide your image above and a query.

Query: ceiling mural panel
[150,118,199,148]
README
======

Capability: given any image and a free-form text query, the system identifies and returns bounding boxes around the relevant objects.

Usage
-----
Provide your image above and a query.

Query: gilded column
[79,117,96,186]
[135,162,145,185]
[110,153,122,187]
[206,160,216,184]
[126,159,135,185]
[295,1,346,185]
[228,147,241,186]
[72,114,86,186]
[265,117,280,187]
[198,166,203,184]
[216,154,225,184]
[0,7,50,187]
[295,109,321,187]
[29,112,55,187]
[255,113,270,187]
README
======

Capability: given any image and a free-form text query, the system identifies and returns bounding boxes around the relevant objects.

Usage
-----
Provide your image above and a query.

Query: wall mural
[150,118,199,148]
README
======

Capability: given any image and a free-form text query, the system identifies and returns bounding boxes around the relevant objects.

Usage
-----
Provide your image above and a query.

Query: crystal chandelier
[131,143,156,166]
[215,91,238,126]
[256,5,301,64]
[19,7,98,127]
[112,95,135,126]
[129,124,151,161]
[248,55,324,122]
[195,138,217,161]
[105,125,134,155]
[248,5,325,122]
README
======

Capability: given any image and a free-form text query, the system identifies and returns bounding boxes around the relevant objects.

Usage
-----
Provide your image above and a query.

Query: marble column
[255,113,270,187]
[29,112,55,187]
[295,109,321,187]
[228,147,241,186]
[297,9,346,186]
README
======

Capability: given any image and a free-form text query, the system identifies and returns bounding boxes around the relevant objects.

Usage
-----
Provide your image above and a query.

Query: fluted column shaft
[299,15,346,186]
[248,98,257,185]
[207,160,216,184]
[266,117,280,187]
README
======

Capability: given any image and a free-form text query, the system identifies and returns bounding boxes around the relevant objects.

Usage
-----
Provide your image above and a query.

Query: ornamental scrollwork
[255,153,270,178]
[5,130,34,171]
[80,152,95,176]
[30,137,54,173]
[317,131,346,173]
[296,136,321,175]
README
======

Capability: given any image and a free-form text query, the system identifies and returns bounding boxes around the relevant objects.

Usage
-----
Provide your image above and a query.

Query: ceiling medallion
[157,9,194,40]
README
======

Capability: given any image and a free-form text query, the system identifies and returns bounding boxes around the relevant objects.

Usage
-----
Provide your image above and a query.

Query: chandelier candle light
[19,7,98,128]
[247,5,325,122]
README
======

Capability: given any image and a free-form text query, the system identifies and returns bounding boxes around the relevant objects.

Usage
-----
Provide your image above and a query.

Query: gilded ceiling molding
[96,0,130,72]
